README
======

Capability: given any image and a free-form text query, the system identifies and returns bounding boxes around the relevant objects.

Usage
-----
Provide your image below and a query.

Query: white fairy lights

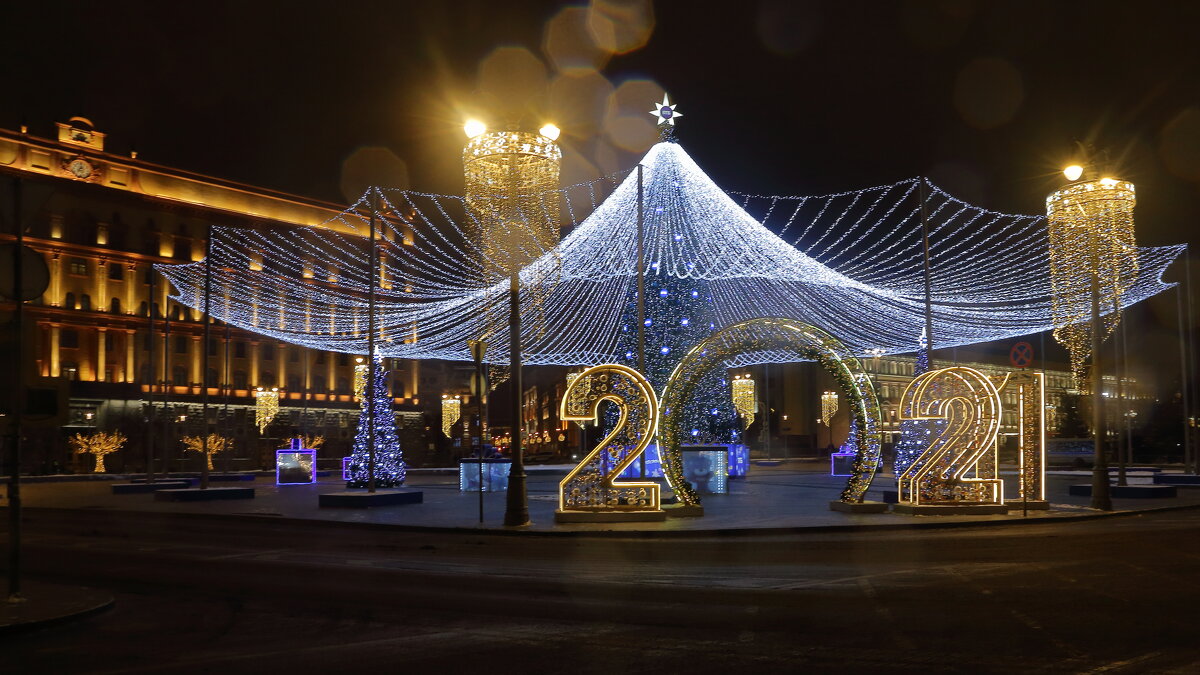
[158,141,1182,368]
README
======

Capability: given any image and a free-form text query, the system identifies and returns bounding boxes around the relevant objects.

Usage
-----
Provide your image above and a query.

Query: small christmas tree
[69,431,126,473]
[893,330,943,476]
[346,356,406,488]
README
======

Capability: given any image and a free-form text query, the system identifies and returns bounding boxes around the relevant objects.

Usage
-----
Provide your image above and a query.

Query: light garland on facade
[158,141,1181,368]
[1046,178,1138,385]
[731,374,755,429]
[255,387,279,433]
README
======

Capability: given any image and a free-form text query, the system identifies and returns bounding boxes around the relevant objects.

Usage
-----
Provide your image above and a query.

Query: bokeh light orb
[586,0,654,55]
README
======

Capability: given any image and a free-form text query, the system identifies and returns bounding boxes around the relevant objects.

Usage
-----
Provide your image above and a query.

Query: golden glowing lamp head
[1063,165,1084,182]
[538,123,561,141]
[464,119,487,139]
[1099,177,1118,187]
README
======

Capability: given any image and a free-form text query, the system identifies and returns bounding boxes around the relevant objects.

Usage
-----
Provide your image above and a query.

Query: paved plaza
[13,461,1200,534]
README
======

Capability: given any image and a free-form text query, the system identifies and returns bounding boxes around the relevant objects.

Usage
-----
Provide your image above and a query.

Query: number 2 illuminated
[556,364,661,516]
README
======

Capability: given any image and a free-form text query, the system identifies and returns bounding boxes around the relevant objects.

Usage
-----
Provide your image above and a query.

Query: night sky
[4,1,1199,385]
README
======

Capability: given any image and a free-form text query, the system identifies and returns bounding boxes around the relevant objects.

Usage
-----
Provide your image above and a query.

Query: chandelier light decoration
[731,373,756,429]
[821,390,839,427]
[1046,177,1138,385]
[441,394,461,438]
[255,387,279,433]
[158,130,1182,370]
[353,357,367,399]
[462,120,562,339]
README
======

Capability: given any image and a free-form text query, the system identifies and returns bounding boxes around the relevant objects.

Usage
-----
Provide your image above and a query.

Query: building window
[107,263,124,280]
[315,352,326,365]
[61,361,79,380]
[234,341,246,359]
[313,375,327,393]
[110,297,121,314]
[289,347,300,363]
[336,377,349,394]
[173,236,190,260]
[208,338,218,356]
[142,331,154,351]
[139,301,148,316]
[233,370,248,390]
[64,292,76,309]
[206,368,219,387]
[80,294,91,311]
[60,329,79,349]
[68,258,88,276]
[175,336,188,354]
[170,305,181,321]
[144,267,155,285]
[260,371,275,387]
[172,366,188,386]
[287,374,302,391]
[336,353,349,367]
[104,332,114,351]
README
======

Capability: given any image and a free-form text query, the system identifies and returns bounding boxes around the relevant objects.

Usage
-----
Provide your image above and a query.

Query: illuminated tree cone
[346,358,406,488]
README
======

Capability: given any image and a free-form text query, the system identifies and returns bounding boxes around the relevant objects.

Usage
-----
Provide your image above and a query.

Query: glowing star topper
[650,94,681,126]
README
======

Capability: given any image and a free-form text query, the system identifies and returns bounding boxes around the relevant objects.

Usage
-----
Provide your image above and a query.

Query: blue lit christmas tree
[892,329,940,476]
[346,356,406,488]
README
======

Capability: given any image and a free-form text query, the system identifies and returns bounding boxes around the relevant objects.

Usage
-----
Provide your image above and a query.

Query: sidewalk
[9,463,1199,535]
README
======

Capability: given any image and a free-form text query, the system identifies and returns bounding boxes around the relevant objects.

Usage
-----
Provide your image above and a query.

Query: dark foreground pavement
[2,504,1200,673]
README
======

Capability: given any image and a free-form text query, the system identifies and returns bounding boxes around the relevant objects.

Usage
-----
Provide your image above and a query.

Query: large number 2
[897,367,1003,505]
[557,364,661,515]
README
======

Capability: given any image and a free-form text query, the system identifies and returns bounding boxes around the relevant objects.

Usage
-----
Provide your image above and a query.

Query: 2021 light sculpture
[556,363,661,521]
[897,367,1003,506]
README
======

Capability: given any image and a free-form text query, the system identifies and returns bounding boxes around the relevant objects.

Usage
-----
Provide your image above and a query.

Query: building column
[409,358,419,403]
[97,327,107,381]
[191,335,202,387]
[125,329,136,383]
[250,340,260,387]
[50,324,60,377]
[278,344,287,393]
[97,260,108,312]
[51,253,62,306]
[126,263,137,315]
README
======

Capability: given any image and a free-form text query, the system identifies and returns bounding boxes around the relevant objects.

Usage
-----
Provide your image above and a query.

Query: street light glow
[464,119,487,138]
[539,123,560,141]
[1063,165,1084,181]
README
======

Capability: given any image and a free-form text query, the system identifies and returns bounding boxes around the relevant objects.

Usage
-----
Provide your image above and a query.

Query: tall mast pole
[367,190,378,493]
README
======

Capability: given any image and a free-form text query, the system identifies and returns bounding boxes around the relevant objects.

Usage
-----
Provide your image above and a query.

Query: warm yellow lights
[731,374,756,429]
[996,372,1047,503]
[353,357,367,399]
[1046,177,1137,385]
[255,387,280,433]
[897,367,1003,506]
[1063,164,1084,182]
[538,123,561,141]
[441,394,461,438]
[821,390,839,427]
[181,433,231,471]
[68,430,126,473]
[557,364,661,517]
[463,119,487,139]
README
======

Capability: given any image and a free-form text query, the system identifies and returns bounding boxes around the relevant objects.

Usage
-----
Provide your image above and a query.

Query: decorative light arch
[660,318,882,507]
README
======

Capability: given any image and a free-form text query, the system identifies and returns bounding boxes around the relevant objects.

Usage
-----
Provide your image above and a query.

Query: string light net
[159,143,1181,369]
[1046,179,1138,386]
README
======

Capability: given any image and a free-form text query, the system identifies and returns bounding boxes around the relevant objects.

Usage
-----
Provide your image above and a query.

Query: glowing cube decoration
[276,438,316,485]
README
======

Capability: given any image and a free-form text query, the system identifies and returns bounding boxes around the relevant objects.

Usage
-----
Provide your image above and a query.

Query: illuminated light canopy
[159,141,1182,368]
[1046,178,1137,385]
[441,394,462,438]
[255,387,279,433]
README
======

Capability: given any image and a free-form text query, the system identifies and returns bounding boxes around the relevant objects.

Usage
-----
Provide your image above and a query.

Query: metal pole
[200,225,212,490]
[503,268,529,526]
[367,190,378,493]
[147,266,156,483]
[223,323,231,475]
[1114,299,1126,486]
[162,295,171,476]
[918,178,935,357]
[8,177,24,600]
[1090,231,1111,510]
[469,340,487,524]
[764,365,772,459]
[1186,251,1197,474]
[1177,284,1191,473]
[1121,316,1132,474]
[636,164,646,477]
